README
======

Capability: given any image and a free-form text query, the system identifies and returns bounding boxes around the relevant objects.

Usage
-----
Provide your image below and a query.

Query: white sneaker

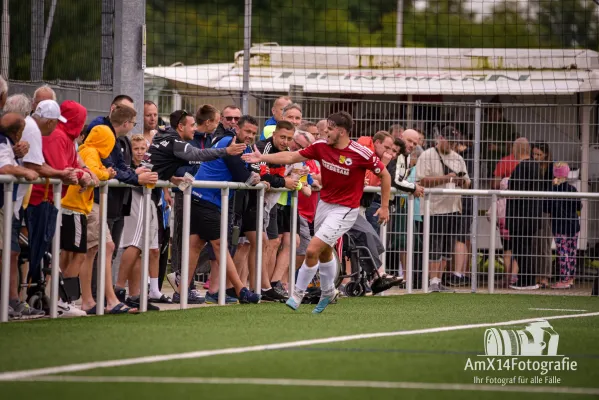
[166,272,180,294]
[57,299,88,317]
[509,284,540,290]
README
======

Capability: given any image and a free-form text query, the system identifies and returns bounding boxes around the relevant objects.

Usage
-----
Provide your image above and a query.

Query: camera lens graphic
[484,328,521,356]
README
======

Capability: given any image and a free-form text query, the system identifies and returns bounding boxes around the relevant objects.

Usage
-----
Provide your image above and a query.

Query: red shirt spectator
[297,159,319,223]
[29,101,87,205]
[493,153,519,179]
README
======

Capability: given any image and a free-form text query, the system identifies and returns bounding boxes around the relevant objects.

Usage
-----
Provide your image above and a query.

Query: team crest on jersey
[339,155,352,166]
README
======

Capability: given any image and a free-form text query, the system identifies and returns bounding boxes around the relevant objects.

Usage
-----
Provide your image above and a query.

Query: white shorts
[121,190,159,250]
[314,200,359,247]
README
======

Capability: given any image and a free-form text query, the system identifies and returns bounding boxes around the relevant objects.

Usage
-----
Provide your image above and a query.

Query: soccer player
[243,111,391,313]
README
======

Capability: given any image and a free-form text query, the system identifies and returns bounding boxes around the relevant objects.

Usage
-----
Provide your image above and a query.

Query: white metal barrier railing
[1,175,598,322]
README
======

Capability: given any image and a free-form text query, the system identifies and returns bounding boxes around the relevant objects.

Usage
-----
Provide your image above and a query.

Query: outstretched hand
[241,144,262,164]
[226,136,248,156]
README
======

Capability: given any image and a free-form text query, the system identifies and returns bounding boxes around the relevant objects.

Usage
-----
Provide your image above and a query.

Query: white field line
[529,308,587,312]
[0,311,598,382]
[20,375,599,396]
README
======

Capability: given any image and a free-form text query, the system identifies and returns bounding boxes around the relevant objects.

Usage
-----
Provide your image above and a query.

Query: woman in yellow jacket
[61,125,134,315]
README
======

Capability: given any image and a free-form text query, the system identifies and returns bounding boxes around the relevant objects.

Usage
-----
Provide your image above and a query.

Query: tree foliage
[5,0,599,82]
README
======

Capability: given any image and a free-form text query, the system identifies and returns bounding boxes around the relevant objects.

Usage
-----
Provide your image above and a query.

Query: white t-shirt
[17,116,45,214]
[21,116,44,166]
[415,147,470,215]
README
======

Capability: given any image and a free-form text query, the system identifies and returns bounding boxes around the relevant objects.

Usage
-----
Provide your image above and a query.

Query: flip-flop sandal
[107,303,138,315]
[85,305,97,315]
[149,294,172,304]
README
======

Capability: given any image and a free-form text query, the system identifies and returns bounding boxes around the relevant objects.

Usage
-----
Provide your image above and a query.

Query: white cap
[33,100,67,123]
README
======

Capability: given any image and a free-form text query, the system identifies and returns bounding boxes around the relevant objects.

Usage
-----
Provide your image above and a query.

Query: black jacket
[146,127,228,181]
[506,159,543,235]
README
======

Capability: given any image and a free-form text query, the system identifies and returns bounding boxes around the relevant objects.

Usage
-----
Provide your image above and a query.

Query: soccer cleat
[205,292,239,304]
[285,297,300,311]
[238,287,261,304]
[312,289,339,314]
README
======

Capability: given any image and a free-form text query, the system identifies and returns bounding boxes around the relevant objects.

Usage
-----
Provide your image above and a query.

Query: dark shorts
[277,205,292,234]
[430,212,461,262]
[454,213,472,243]
[266,206,278,240]
[242,206,259,234]
[60,213,88,254]
[190,198,222,242]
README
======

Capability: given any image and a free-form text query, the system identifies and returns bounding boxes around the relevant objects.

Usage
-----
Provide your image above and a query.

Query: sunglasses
[224,116,240,122]
[176,110,189,127]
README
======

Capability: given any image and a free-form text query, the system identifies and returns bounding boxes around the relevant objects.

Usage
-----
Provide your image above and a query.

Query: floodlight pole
[395,0,403,47]
[241,0,252,115]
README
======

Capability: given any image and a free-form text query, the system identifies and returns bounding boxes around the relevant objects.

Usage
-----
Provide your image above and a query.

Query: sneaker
[57,299,88,317]
[312,289,340,314]
[428,282,455,293]
[371,274,403,294]
[12,301,45,319]
[238,287,260,304]
[173,290,205,304]
[166,272,180,294]
[8,305,21,320]
[205,292,239,304]
[226,288,238,299]
[551,281,574,290]
[447,274,469,287]
[509,284,540,290]
[125,296,160,311]
[271,281,289,298]
[203,279,210,290]
[262,287,288,302]
[114,287,127,303]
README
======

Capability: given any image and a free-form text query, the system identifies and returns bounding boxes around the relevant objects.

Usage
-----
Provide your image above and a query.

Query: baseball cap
[34,100,67,123]
[436,125,462,142]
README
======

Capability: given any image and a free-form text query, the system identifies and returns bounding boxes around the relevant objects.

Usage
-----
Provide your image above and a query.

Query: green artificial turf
[1,294,598,399]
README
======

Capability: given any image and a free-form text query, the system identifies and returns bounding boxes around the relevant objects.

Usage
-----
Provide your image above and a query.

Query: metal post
[379,219,387,274]
[421,194,431,293]
[100,0,115,87]
[488,194,498,294]
[254,187,264,294]
[179,186,191,309]
[218,188,230,306]
[0,183,13,322]
[40,0,57,69]
[405,195,415,293]
[579,92,591,251]
[241,0,252,114]
[96,184,109,316]
[395,0,404,47]
[139,186,151,313]
[30,0,44,81]
[471,99,482,293]
[49,182,62,319]
[289,190,298,296]
[1,0,9,79]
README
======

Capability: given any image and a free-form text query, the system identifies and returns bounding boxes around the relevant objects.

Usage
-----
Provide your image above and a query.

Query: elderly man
[31,85,57,113]
[3,94,31,118]
[316,119,328,141]
[261,96,292,140]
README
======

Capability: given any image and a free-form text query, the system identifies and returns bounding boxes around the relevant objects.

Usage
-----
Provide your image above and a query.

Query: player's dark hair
[328,111,353,133]
[195,104,219,125]
[112,94,134,106]
[238,115,258,129]
[275,120,295,132]
[373,131,391,143]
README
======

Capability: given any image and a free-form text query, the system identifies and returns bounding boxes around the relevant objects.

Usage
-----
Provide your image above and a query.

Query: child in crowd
[548,162,581,289]
[61,125,123,314]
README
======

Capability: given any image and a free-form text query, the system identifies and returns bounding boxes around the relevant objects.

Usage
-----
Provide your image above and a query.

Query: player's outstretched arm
[242,145,307,165]
[374,168,391,225]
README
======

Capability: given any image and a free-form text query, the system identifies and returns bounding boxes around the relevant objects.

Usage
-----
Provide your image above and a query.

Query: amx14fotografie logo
[464,321,578,386]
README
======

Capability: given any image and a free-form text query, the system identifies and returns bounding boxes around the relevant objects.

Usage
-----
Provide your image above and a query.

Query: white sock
[149,278,162,298]
[318,258,337,294]
[453,272,463,278]
[293,262,319,302]
[430,277,441,285]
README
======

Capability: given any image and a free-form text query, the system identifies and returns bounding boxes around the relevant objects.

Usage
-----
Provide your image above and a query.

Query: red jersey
[299,140,384,208]
[297,159,320,222]
[494,154,520,179]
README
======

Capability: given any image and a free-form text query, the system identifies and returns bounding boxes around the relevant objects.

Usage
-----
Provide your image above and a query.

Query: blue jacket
[192,134,252,209]
[259,116,277,141]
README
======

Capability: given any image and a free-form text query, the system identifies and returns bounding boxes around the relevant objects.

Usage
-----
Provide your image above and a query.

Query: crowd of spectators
[0,77,584,319]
